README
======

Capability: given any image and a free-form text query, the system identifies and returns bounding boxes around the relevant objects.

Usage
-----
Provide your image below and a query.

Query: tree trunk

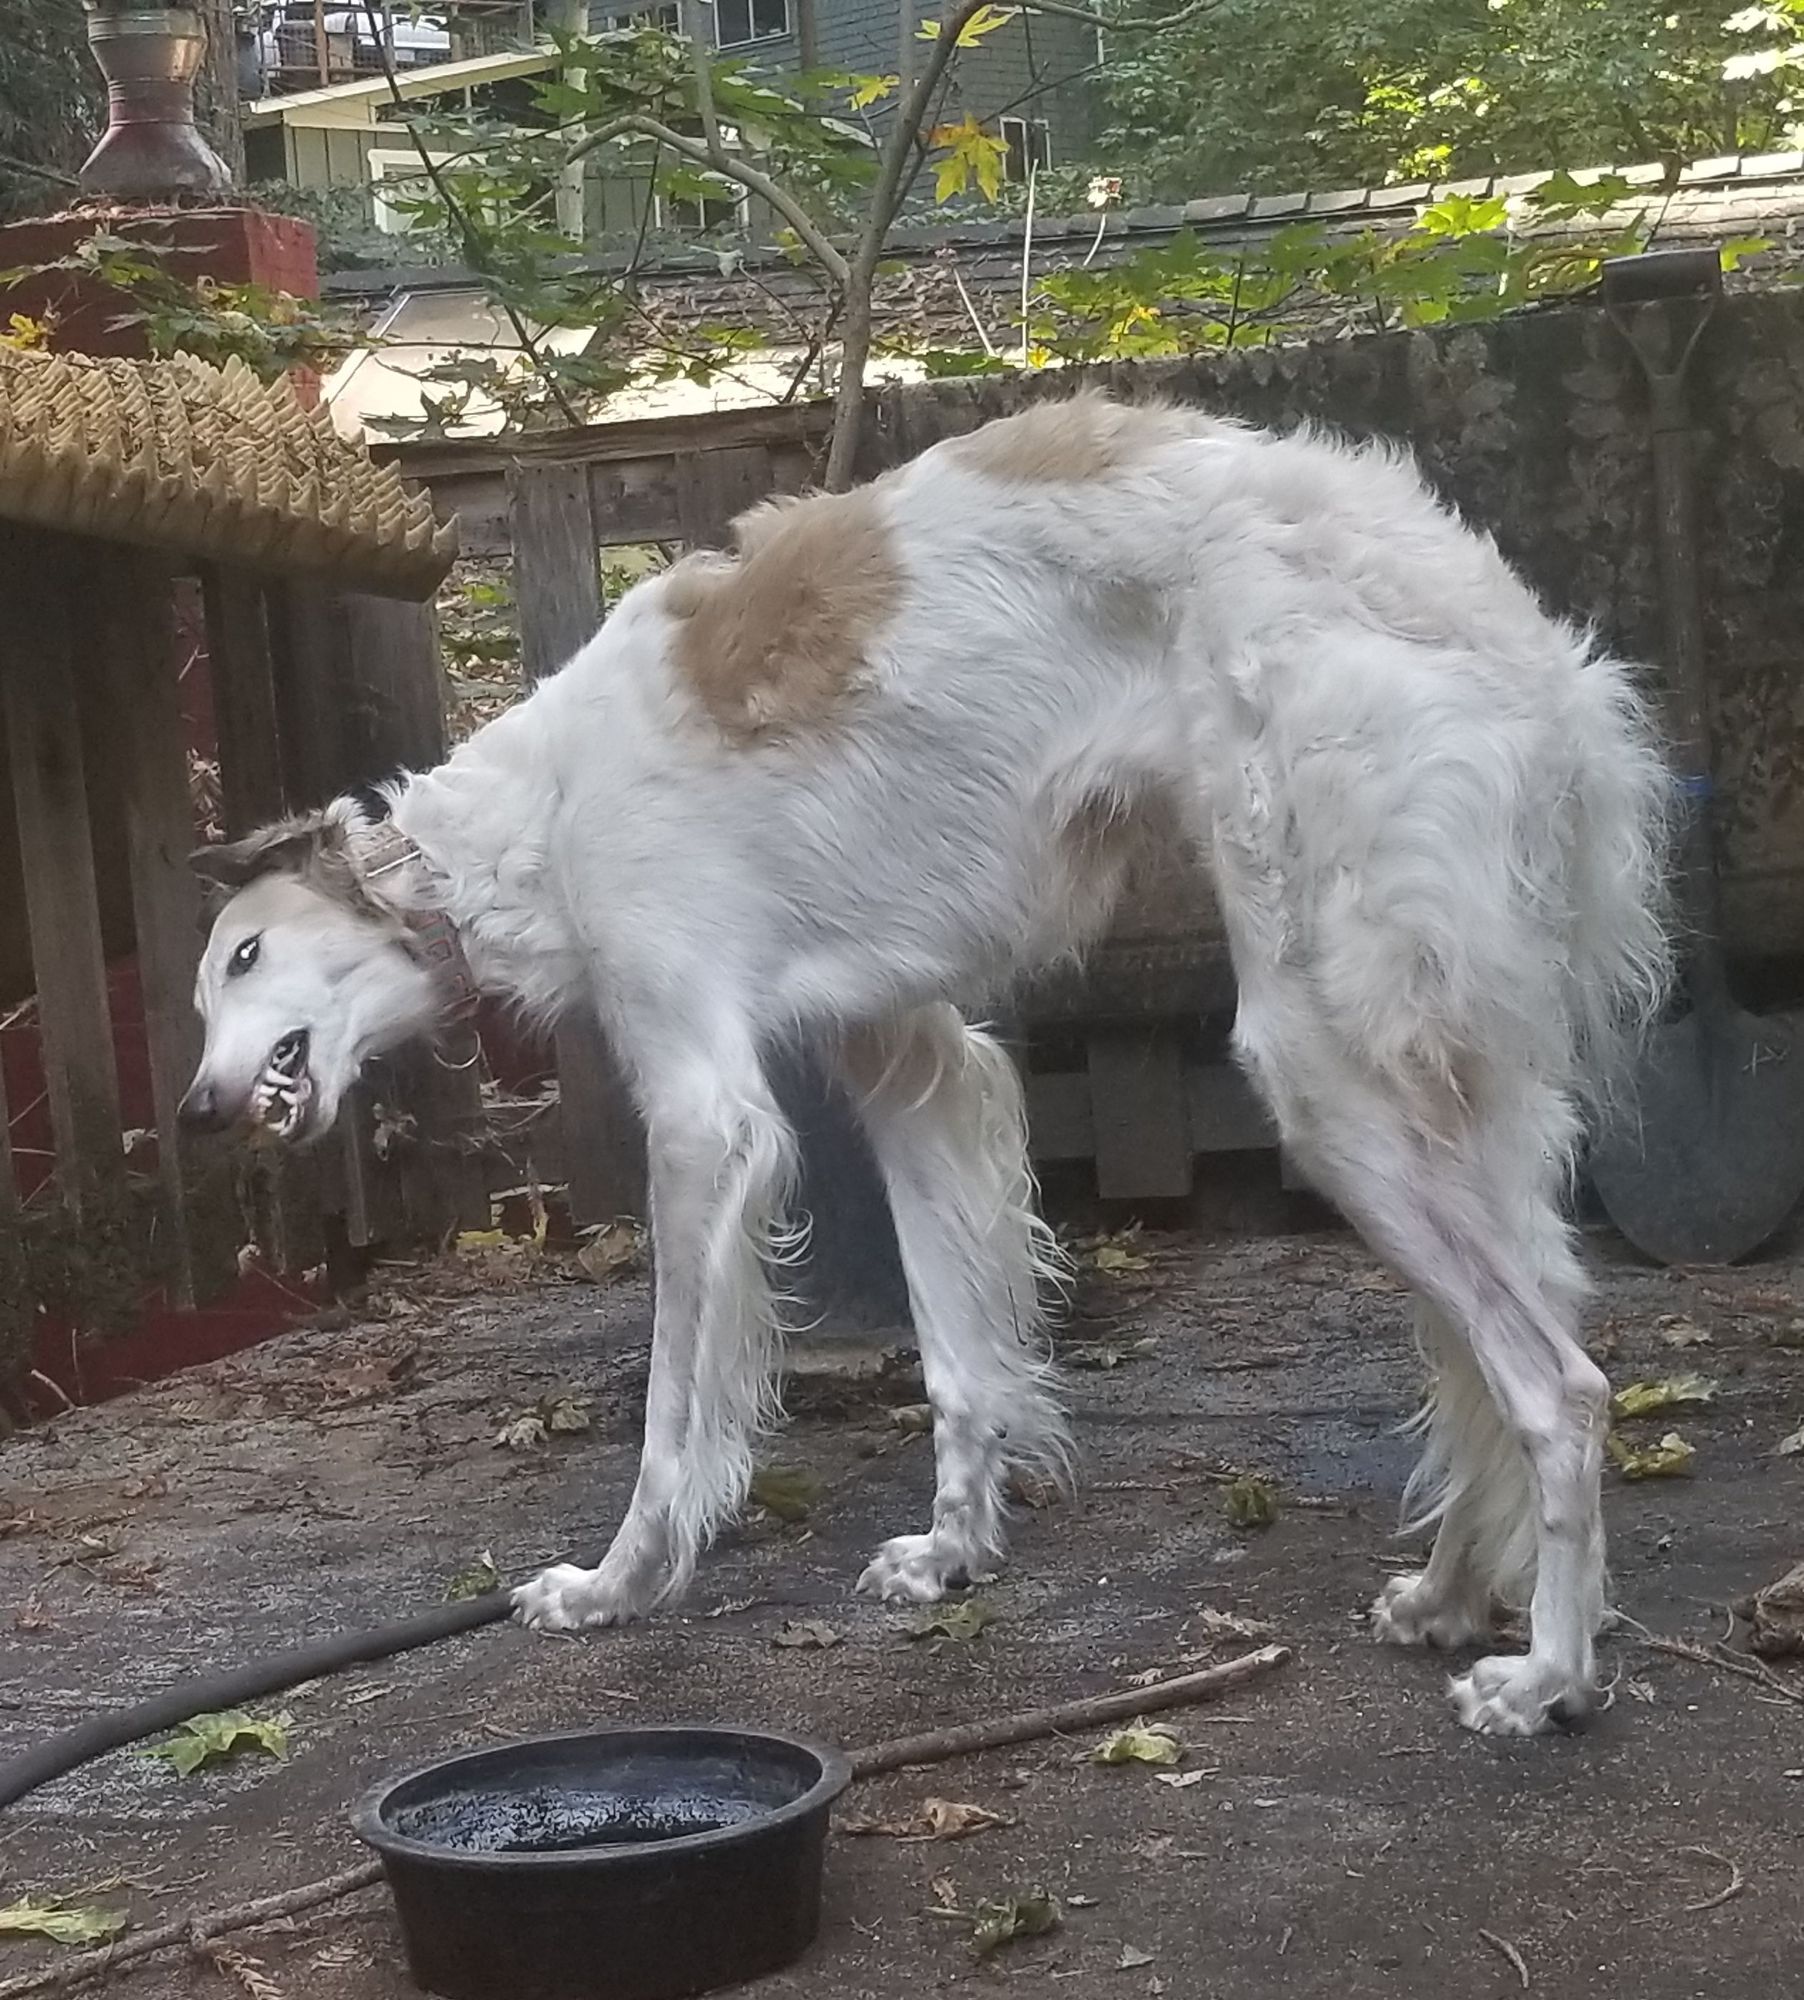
[191,0,245,187]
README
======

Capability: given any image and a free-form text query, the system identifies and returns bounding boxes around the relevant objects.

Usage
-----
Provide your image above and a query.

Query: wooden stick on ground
[850,1644,1295,1777]
[0,1647,1294,1997]
[0,1866,382,2000]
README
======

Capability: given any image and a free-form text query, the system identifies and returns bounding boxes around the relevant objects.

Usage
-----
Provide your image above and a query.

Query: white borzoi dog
[181,394,1672,1737]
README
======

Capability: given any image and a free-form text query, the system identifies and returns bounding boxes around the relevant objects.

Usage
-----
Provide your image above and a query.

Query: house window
[658,176,749,232]
[1000,115,1051,183]
[594,2,679,31]
[714,0,789,47]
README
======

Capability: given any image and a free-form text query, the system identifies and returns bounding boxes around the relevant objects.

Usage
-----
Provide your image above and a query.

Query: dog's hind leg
[1252,1050,1607,1735]
[513,1015,797,1632]
[836,1005,1070,1603]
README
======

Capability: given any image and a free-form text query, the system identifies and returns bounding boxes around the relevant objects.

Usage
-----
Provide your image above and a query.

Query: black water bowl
[352,1727,852,2000]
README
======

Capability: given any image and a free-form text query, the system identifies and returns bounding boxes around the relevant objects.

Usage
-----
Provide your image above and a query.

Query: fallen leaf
[843,1798,1013,1840]
[1776,1425,1804,1459]
[890,1403,934,1436]
[1066,1338,1158,1371]
[1119,1944,1157,1969]
[773,1619,842,1650]
[1154,1768,1211,1790]
[1610,1374,1716,1419]
[445,1552,502,1601]
[1193,1607,1275,1645]
[1222,1475,1278,1529]
[495,1413,548,1450]
[577,1218,644,1282]
[1606,1430,1696,1480]
[1066,1892,1100,1908]
[909,1598,998,1643]
[142,1709,291,1777]
[1092,1722,1183,1767]
[1091,1246,1150,1275]
[199,1940,285,2000]
[496,1394,592,1450]
[0,1897,127,1946]
[1007,1469,1059,1509]
[971,1889,1061,1957]
[749,1465,822,1523]
[455,1227,507,1253]
[1657,1316,1713,1349]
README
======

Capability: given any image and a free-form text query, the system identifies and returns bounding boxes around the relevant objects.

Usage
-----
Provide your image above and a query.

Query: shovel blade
[1588,1008,1804,1265]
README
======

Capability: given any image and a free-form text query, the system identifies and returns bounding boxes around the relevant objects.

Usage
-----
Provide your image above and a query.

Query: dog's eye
[227,934,262,978]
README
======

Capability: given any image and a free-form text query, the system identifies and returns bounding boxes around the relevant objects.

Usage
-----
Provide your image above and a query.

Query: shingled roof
[0,346,457,596]
[319,152,1804,434]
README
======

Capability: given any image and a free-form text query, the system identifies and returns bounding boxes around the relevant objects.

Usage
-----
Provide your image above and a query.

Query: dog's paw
[1448,1653,1594,1737]
[1370,1572,1490,1651]
[511,1561,648,1634]
[857,1533,996,1605]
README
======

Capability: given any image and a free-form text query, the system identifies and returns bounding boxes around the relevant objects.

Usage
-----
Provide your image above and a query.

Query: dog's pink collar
[346,820,483,1065]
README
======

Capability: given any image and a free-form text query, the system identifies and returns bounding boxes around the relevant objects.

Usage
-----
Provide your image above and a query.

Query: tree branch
[821,0,989,486]
[356,1,583,426]
[565,116,852,289]
[1016,0,1222,30]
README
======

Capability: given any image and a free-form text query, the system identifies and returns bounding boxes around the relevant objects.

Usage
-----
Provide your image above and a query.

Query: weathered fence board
[202,565,288,834]
[3,531,126,1219]
[508,461,646,1226]
[97,553,208,1305]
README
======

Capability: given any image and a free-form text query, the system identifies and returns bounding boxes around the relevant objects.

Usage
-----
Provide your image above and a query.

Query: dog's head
[180,811,441,1144]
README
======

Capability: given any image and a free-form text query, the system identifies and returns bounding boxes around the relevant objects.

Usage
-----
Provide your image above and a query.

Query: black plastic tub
[352,1726,852,2000]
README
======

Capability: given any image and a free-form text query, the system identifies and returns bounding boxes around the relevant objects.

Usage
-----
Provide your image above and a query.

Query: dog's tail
[1558,645,1677,1113]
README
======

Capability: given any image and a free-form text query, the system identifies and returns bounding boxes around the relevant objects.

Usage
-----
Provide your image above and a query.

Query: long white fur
[185,396,1672,1738]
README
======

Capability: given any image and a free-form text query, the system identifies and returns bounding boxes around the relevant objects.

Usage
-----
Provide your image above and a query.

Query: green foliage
[1023,176,1663,363]
[244,178,446,275]
[0,0,98,221]
[141,1709,292,1777]
[0,231,357,379]
[1097,1,1793,202]
[0,1895,126,1947]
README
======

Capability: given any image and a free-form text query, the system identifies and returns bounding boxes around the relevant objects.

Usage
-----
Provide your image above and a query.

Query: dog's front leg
[514,1037,796,1633]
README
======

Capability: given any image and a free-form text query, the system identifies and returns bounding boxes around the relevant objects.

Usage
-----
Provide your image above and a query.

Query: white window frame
[713,0,791,50]
[654,173,751,234]
[368,146,504,234]
[999,114,1052,184]
[594,2,679,32]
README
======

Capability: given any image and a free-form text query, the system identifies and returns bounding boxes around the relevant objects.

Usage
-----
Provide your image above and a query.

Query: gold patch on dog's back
[946,393,1200,485]
[663,486,901,740]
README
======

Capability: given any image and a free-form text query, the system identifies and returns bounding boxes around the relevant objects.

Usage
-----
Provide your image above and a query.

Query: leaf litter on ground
[748,1465,822,1523]
[966,1889,1062,1958]
[0,1897,127,1946]
[1065,1337,1159,1371]
[576,1218,645,1282]
[1606,1430,1696,1480]
[141,1709,291,1777]
[772,1619,842,1650]
[842,1798,1015,1841]
[444,1551,502,1601]
[909,1598,998,1644]
[1610,1374,1716,1419]
[495,1393,592,1449]
[1222,1475,1279,1529]
[1091,1722,1183,1768]
[1777,1424,1804,1458]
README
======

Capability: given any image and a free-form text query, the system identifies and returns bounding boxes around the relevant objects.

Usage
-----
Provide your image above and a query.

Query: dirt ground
[2,1213,1802,2000]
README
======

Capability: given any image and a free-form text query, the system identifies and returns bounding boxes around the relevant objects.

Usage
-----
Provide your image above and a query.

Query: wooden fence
[0,530,487,1408]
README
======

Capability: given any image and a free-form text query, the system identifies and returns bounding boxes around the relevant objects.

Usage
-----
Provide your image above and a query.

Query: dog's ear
[189,813,335,889]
